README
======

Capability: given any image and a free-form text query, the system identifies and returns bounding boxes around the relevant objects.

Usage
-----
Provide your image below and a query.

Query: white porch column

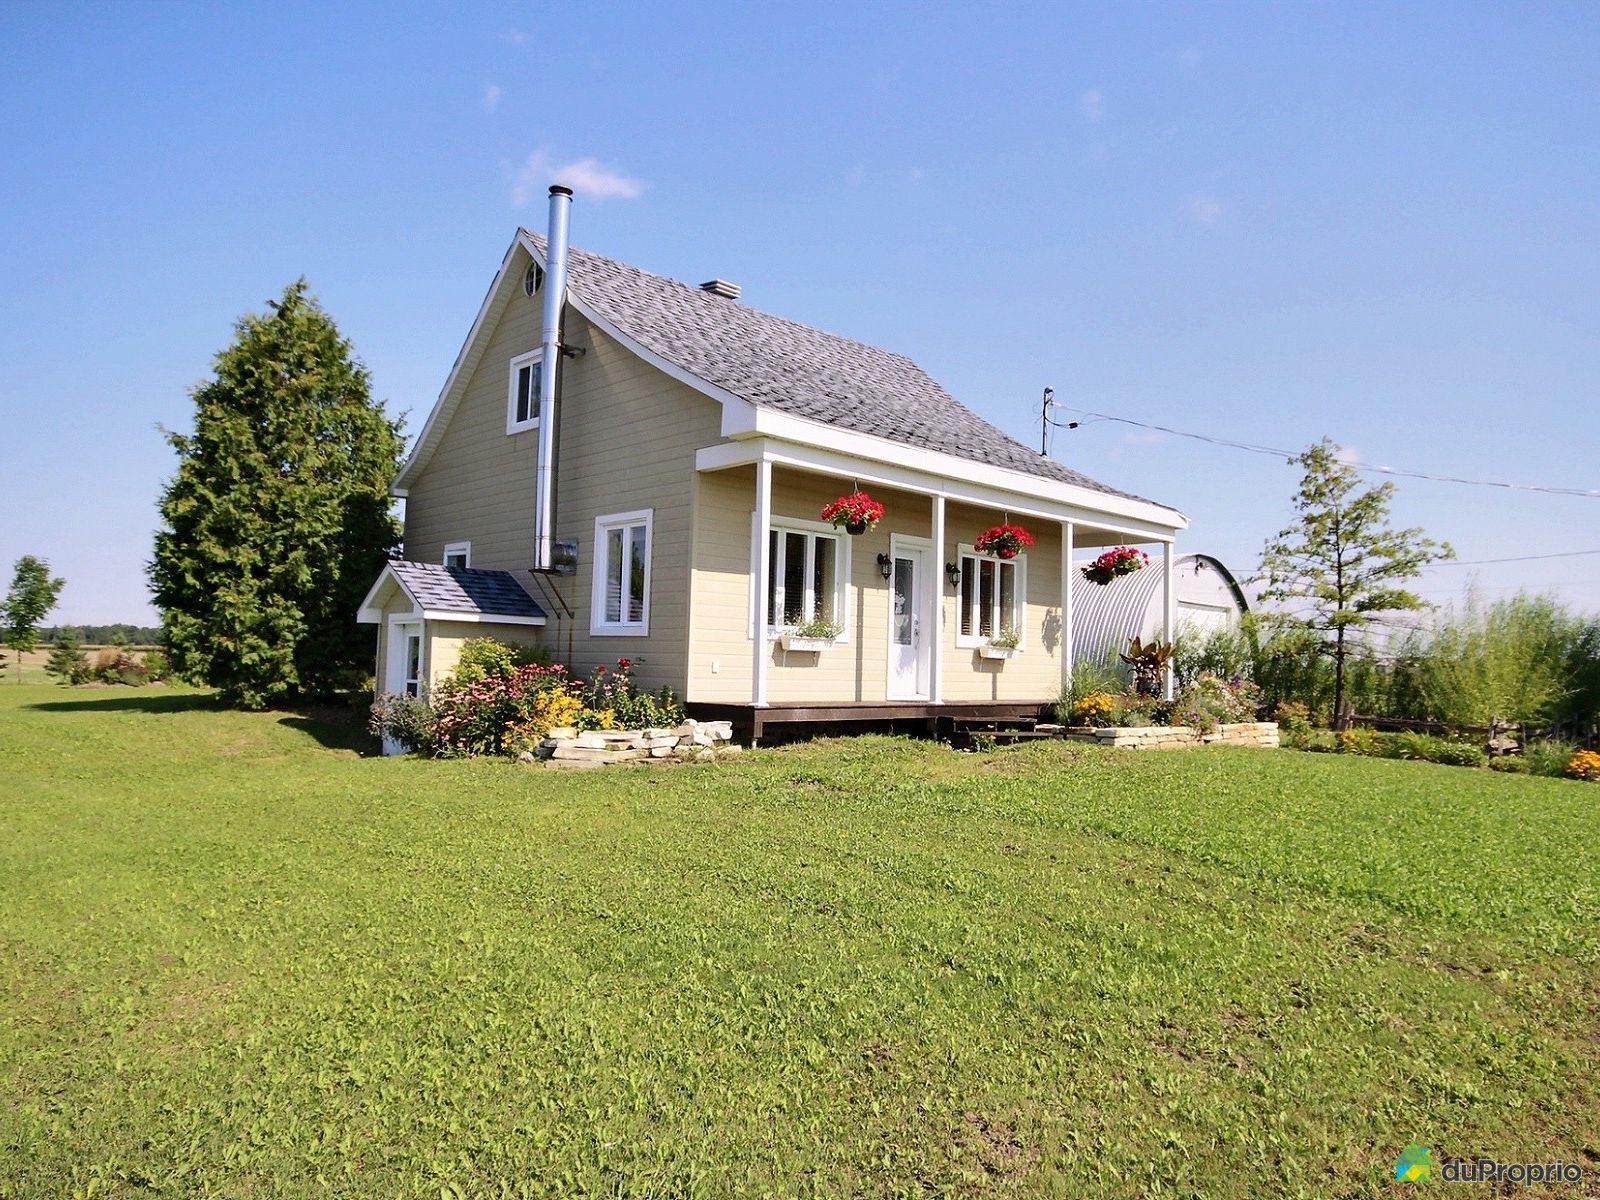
[930,494,946,703]
[1061,520,1075,696]
[1162,540,1176,699]
[752,458,772,707]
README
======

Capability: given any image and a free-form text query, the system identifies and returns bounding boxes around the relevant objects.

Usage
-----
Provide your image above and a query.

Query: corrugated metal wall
[1071,553,1248,664]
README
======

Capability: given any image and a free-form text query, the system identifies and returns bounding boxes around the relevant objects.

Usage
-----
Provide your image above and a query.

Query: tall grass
[1391,592,1583,725]
[1173,590,1598,733]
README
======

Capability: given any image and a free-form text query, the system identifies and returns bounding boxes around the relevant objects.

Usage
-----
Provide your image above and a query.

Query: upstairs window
[591,510,652,636]
[507,349,543,434]
[766,522,846,635]
[442,541,471,571]
[956,547,1025,646]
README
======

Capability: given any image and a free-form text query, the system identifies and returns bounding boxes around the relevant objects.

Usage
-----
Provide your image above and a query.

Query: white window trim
[760,514,852,642]
[506,349,543,435]
[591,509,653,637]
[442,541,471,570]
[953,543,1027,650]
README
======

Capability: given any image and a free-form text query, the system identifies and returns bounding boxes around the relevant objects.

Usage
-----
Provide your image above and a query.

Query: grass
[2,684,1597,1198]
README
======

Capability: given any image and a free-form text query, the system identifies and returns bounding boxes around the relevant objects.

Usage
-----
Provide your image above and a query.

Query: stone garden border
[1054,721,1280,750]
[524,718,738,766]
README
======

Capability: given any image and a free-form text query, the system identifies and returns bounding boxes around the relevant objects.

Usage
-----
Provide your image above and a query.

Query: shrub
[1057,652,1127,723]
[1068,690,1119,726]
[1523,740,1577,779]
[1272,701,1311,738]
[88,650,149,686]
[1567,749,1600,782]
[1488,757,1530,774]
[431,663,573,757]
[141,649,172,682]
[1170,674,1263,733]
[578,659,685,731]
[448,637,547,686]
[44,633,91,685]
[369,693,437,754]
[1337,726,1381,756]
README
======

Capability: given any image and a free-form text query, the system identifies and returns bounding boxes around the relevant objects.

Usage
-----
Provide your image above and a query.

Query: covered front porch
[686,435,1186,718]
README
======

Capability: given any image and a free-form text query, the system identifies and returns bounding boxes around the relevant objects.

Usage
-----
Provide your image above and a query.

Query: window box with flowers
[820,491,885,535]
[977,626,1022,660]
[1081,545,1149,586]
[779,616,844,653]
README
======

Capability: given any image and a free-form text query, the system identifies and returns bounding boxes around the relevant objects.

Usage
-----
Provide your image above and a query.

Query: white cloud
[1079,88,1104,123]
[496,29,528,45]
[1334,443,1361,466]
[482,84,502,113]
[511,152,645,205]
[1182,190,1226,227]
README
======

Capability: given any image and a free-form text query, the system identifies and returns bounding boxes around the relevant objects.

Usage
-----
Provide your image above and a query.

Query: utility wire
[1432,549,1600,566]
[1047,407,1600,499]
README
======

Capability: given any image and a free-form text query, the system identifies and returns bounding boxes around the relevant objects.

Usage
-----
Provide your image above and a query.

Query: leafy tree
[1258,438,1452,721]
[2,556,66,684]
[150,280,403,709]
[44,629,90,685]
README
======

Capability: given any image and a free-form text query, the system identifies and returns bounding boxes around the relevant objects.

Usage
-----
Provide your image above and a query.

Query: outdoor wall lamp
[945,562,961,588]
[876,553,893,580]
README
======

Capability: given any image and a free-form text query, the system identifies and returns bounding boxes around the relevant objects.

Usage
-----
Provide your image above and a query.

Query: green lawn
[1,684,1596,1198]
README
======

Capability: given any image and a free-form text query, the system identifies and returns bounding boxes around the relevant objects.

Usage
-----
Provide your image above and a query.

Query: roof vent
[700,278,741,300]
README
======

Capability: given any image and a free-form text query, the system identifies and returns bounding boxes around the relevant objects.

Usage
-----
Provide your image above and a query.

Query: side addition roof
[357,561,547,626]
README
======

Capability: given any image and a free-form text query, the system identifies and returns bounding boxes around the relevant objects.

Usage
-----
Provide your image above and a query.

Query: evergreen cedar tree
[2,555,66,684]
[1257,438,1452,721]
[150,280,403,709]
[44,628,89,685]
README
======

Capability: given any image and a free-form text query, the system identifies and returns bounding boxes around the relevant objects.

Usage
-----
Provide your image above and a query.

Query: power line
[1432,549,1600,566]
[1047,407,1600,499]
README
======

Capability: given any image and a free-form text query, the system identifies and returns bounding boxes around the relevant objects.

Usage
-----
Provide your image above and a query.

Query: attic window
[507,349,542,435]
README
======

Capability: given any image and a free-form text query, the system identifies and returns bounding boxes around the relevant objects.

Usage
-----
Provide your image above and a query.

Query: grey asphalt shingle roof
[387,561,546,620]
[527,233,1151,504]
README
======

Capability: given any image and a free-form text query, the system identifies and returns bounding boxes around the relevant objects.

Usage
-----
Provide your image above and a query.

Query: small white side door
[383,619,423,755]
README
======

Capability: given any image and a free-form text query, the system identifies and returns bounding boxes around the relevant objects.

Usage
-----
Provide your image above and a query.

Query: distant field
[1,683,1596,1197]
[2,644,161,681]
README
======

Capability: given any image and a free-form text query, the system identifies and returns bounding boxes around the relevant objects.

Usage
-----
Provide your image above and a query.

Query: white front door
[887,538,932,700]
[383,619,423,755]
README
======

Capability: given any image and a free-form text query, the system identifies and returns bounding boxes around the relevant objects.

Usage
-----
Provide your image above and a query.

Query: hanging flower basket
[973,523,1034,559]
[1081,545,1149,586]
[820,491,885,535]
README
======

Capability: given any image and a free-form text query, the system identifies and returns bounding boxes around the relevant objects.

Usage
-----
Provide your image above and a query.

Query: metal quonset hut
[1071,553,1249,665]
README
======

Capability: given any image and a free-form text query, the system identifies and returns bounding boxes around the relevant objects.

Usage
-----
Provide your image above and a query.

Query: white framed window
[403,630,422,697]
[764,518,849,639]
[591,509,652,636]
[506,349,543,434]
[442,541,471,571]
[955,545,1026,648]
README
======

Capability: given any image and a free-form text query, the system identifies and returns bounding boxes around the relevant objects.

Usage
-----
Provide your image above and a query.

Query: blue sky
[2,2,1596,625]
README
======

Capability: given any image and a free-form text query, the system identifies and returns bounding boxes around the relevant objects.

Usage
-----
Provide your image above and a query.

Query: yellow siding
[939,501,1063,704]
[425,620,544,691]
[402,243,723,696]
[687,471,1064,705]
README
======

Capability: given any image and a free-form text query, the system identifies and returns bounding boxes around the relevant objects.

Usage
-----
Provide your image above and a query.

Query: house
[1071,553,1250,667]
[359,186,1188,743]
